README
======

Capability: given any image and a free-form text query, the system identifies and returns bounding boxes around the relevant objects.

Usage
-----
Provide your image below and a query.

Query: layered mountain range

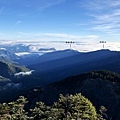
[0,44,120,119]
[25,49,120,86]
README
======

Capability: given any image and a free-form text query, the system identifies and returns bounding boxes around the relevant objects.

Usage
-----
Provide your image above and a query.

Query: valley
[0,42,120,119]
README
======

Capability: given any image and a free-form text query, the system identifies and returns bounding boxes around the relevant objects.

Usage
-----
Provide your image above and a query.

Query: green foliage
[8,96,28,120]
[88,70,120,84]
[0,96,28,120]
[52,93,98,120]
[99,106,108,119]
[0,103,10,120]
[51,70,120,91]
[0,94,104,120]
[30,93,103,120]
[29,102,51,119]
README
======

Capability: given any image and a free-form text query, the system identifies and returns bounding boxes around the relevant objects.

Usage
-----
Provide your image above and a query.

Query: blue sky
[0,0,120,42]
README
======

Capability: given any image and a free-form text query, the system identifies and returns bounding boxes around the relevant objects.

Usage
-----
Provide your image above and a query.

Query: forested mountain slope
[25,70,120,119]
[0,60,28,79]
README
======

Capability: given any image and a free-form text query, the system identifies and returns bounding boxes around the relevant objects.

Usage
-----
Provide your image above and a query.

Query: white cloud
[39,0,65,9]
[16,21,21,24]
[79,0,120,34]
[17,32,99,42]
[15,70,34,76]
[22,0,67,11]
[81,0,120,10]
[38,0,66,10]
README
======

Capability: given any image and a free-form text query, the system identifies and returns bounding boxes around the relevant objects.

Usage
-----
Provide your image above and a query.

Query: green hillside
[0,60,28,79]
[25,70,120,119]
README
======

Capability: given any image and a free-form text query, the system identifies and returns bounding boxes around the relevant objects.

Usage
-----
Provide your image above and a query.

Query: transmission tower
[65,41,74,49]
[100,41,106,48]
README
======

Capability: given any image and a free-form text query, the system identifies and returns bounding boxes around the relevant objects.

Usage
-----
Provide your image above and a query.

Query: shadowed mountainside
[27,50,120,86]
[25,70,120,120]
[0,60,29,82]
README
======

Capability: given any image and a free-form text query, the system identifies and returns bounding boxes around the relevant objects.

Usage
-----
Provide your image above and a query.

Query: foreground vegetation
[0,94,105,120]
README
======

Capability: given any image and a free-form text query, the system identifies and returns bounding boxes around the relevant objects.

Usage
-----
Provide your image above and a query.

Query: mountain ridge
[0,60,29,81]
[26,70,120,119]
[27,49,120,85]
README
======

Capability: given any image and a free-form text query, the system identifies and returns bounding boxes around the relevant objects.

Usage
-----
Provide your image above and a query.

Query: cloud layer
[17,32,99,42]
[80,0,120,34]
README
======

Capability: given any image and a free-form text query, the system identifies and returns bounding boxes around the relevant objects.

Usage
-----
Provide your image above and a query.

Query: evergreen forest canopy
[0,94,105,120]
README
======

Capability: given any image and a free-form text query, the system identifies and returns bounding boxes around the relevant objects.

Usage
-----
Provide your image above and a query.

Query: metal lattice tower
[100,41,106,48]
[66,41,74,49]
